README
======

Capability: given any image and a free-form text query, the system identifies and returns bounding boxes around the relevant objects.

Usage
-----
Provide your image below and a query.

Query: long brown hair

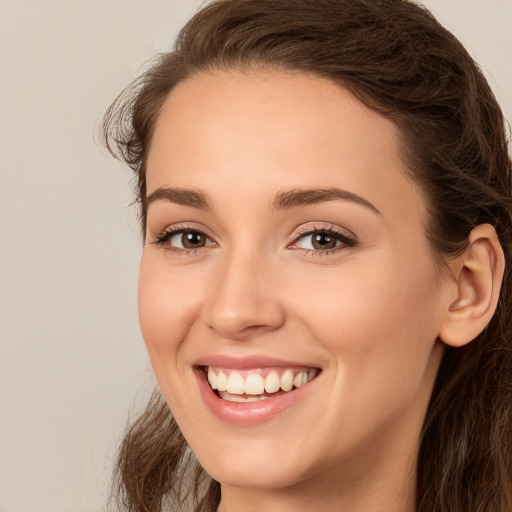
[103,1,512,510]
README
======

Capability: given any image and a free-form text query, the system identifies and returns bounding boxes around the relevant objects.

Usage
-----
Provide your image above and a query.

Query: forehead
[146,70,426,225]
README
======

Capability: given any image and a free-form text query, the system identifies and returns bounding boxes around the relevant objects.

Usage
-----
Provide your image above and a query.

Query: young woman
[103,0,512,510]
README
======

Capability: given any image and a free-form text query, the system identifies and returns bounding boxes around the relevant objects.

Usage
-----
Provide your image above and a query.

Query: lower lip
[194,368,317,425]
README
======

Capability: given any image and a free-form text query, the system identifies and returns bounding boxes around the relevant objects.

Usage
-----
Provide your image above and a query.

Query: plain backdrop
[0,1,510,511]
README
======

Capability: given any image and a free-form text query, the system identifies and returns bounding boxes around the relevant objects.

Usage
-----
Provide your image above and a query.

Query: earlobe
[439,224,505,348]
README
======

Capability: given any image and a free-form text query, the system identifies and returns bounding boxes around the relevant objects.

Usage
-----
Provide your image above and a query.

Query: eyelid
[150,222,217,252]
[292,222,356,239]
[288,223,357,253]
[148,221,356,255]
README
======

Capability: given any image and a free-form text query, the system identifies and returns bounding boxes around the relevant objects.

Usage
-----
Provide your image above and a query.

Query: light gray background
[1,1,510,511]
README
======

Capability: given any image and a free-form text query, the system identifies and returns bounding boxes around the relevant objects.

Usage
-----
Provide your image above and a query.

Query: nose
[201,250,285,341]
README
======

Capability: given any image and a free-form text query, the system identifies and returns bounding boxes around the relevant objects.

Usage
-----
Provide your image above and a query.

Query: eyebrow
[144,187,212,211]
[272,188,380,214]
[144,186,380,215]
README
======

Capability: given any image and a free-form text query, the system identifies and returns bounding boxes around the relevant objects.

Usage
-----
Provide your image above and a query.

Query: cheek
[137,255,205,423]
[293,257,438,345]
[137,254,197,374]
[287,253,442,407]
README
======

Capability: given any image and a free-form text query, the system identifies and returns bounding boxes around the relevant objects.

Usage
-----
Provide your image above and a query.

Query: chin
[198,448,310,490]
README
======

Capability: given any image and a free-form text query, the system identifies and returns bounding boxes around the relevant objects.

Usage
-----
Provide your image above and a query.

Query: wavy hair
[102,1,512,510]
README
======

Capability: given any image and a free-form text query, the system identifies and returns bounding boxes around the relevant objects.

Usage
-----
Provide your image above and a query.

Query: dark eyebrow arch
[272,187,380,214]
[144,186,379,215]
[144,187,212,211]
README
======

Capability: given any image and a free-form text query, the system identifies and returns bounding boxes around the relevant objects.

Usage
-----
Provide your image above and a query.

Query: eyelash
[289,224,357,255]
[151,224,216,255]
[150,224,357,256]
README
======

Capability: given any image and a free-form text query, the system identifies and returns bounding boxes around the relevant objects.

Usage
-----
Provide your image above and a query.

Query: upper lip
[193,354,320,370]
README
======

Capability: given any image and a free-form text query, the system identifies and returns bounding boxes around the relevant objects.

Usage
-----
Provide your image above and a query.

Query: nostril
[203,316,284,342]
[242,324,271,333]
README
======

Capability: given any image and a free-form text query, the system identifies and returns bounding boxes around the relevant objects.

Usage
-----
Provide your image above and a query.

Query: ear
[439,224,505,347]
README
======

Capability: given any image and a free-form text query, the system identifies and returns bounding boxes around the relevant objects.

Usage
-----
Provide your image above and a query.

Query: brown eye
[153,228,216,251]
[181,230,207,249]
[291,228,356,253]
[311,233,337,250]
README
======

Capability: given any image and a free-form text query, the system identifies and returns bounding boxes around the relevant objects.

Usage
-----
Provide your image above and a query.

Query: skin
[139,71,459,512]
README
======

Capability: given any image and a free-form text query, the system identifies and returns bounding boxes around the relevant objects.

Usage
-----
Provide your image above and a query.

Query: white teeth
[280,369,294,391]
[206,368,318,397]
[216,371,228,392]
[244,373,265,395]
[220,393,270,403]
[293,372,305,388]
[264,371,281,393]
[207,368,217,390]
[227,371,245,394]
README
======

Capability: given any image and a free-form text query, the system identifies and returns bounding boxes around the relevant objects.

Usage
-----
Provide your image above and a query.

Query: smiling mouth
[202,366,320,403]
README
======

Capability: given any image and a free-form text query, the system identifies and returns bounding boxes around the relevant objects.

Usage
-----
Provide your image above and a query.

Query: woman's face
[140,71,451,492]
